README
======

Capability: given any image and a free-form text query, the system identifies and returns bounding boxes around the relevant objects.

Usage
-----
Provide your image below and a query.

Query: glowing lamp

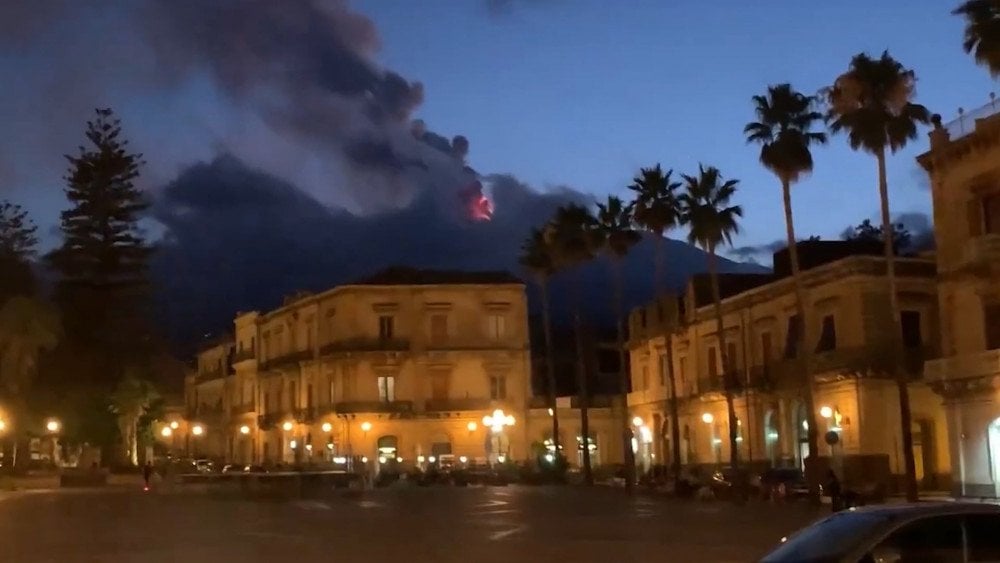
[360,421,372,433]
[169,421,179,430]
[160,426,172,438]
[701,413,714,424]
[282,421,294,432]
[191,424,204,436]
[239,425,250,435]
[466,421,478,432]
[820,406,833,419]
[632,416,644,427]
[321,422,333,433]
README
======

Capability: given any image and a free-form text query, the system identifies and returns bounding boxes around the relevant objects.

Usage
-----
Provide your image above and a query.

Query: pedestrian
[826,469,842,513]
[142,461,153,489]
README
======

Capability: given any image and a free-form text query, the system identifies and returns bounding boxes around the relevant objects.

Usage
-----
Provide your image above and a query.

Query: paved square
[0,486,825,562]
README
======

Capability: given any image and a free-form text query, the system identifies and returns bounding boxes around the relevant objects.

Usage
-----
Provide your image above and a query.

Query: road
[0,485,823,562]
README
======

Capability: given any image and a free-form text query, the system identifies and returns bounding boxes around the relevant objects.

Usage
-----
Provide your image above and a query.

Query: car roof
[846,502,1000,518]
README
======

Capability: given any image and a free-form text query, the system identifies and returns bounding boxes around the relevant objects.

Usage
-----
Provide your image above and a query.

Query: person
[142,461,153,489]
[826,469,842,513]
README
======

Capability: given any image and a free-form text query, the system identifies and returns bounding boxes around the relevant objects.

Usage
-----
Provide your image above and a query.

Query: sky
[351,0,992,253]
[0,0,994,261]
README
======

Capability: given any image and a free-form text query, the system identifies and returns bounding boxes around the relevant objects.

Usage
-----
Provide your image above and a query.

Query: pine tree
[0,201,39,302]
[47,108,152,378]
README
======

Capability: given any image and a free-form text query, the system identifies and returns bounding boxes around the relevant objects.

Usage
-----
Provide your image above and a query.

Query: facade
[918,109,1000,497]
[627,242,951,491]
[169,267,624,470]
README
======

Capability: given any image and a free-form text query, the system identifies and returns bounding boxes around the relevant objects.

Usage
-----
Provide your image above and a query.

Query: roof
[772,239,883,278]
[690,273,775,308]
[348,266,522,286]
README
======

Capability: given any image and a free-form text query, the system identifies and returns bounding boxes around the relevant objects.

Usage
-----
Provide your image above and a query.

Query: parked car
[759,503,1000,562]
[759,468,810,500]
[193,459,214,473]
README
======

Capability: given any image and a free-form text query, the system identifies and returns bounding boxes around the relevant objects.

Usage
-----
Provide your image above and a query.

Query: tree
[842,218,912,251]
[544,203,600,485]
[47,108,152,372]
[679,165,743,473]
[518,228,563,465]
[109,372,159,466]
[595,195,641,493]
[0,201,39,303]
[954,1,1000,76]
[627,164,686,483]
[826,51,930,502]
[744,83,826,502]
[0,296,61,468]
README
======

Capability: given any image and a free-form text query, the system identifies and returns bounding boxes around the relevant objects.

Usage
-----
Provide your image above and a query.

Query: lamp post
[321,422,333,461]
[191,424,204,458]
[45,418,61,467]
[482,409,515,464]
[702,412,720,465]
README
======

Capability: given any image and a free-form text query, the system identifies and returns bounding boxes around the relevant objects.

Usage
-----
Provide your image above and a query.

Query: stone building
[627,241,950,491]
[919,107,1000,497]
[168,267,624,470]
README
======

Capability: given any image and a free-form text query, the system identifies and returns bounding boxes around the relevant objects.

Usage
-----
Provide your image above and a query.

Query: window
[726,342,738,371]
[431,370,449,400]
[429,314,448,343]
[901,310,923,349]
[249,336,255,352]
[815,315,837,353]
[761,332,773,365]
[489,375,507,400]
[677,356,687,393]
[985,303,1000,351]
[986,194,1000,235]
[289,381,297,409]
[487,314,506,340]
[658,353,667,387]
[707,346,718,377]
[377,376,396,402]
[865,514,963,563]
[641,365,649,390]
[328,376,336,405]
[378,315,395,339]
[784,315,801,359]
[306,384,313,408]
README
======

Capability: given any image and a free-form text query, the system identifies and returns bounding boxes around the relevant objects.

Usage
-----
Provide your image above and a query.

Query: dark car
[759,503,1000,562]
[760,468,810,500]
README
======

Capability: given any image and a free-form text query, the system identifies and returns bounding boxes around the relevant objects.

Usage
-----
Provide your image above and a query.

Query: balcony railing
[333,400,414,414]
[925,349,1000,382]
[320,338,410,354]
[232,349,256,363]
[196,366,225,382]
[944,98,1000,141]
[260,350,313,371]
[963,234,1000,268]
[424,398,494,412]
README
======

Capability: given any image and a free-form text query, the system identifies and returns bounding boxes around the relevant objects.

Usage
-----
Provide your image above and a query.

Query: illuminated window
[487,314,506,340]
[378,376,396,402]
[489,375,507,400]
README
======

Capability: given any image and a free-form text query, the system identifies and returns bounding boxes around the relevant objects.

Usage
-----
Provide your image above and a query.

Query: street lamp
[161,426,173,438]
[360,421,372,433]
[46,419,61,434]
[321,422,332,433]
[632,416,644,427]
[282,421,294,432]
[169,421,179,430]
[819,406,833,419]
[466,421,477,433]
[701,412,714,424]
[482,409,514,433]
[191,424,204,436]
[239,425,250,435]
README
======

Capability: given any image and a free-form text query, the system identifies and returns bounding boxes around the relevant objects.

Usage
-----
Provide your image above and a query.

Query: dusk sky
[0,0,995,262]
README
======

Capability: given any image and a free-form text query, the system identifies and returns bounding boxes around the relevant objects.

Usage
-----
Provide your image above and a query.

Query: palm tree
[628,164,684,484]
[0,296,61,468]
[679,165,743,471]
[109,371,159,466]
[954,1,1000,76]
[826,51,930,502]
[544,203,600,485]
[595,195,641,493]
[744,83,827,501]
[518,228,563,464]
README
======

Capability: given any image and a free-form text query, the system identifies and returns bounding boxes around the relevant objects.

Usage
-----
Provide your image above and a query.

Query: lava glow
[461,181,494,221]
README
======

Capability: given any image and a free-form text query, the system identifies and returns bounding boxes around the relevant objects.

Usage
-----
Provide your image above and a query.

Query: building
[169,267,624,470]
[627,241,950,491]
[918,108,1000,497]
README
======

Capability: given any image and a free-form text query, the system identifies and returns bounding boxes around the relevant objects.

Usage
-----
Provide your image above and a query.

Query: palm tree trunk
[708,250,739,471]
[876,148,918,502]
[572,276,593,485]
[612,257,635,493]
[781,177,821,504]
[539,278,561,459]
[655,234,684,484]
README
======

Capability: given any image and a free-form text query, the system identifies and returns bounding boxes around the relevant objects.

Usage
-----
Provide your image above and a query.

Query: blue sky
[355,0,995,253]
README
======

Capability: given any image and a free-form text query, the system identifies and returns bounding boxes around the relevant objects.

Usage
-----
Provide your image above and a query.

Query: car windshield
[760,511,893,563]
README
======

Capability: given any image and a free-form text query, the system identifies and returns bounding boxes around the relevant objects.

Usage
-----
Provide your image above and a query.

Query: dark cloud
[150,156,764,349]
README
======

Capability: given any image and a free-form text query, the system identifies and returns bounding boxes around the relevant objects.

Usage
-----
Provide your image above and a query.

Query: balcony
[257,412,286,429]
[260,350,313,371]
[320,337,410,355]
[195,366,224,382]
[424,398,493,412]
[333,400,414,414]
[962,234,1000,270]
[925,349,1000,383]
[232,349,256,364]
[230,403,256,417]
